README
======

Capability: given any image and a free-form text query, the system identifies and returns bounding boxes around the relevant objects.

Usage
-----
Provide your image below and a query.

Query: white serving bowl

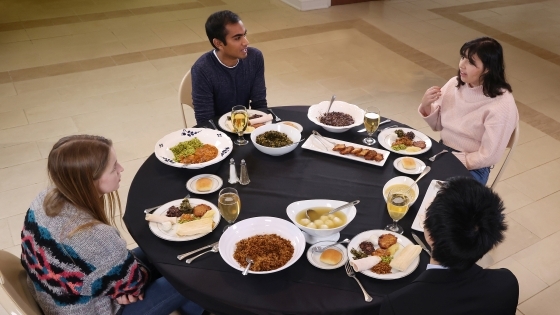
[286,200,357,241]
[218,217,306,274]
[307,101,364,133]
[250,123,301,156]
[382,176,420,206]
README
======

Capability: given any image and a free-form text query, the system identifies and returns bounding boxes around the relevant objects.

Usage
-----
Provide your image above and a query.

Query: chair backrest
[491,121,520,188]
[179,70,193,128]
[0,250,43,315]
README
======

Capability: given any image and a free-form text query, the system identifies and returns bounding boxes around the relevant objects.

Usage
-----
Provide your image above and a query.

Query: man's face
[216,21,249,59]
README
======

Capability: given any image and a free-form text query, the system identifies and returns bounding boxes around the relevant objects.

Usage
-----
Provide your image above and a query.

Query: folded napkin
[249,113,273,125]
[145,214,177,224]
[350,256,381,272]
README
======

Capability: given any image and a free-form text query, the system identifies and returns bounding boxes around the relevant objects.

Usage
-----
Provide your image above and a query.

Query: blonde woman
[20,135,203,315]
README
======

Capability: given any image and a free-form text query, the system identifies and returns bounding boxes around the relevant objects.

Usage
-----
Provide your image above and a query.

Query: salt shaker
[228,158,238,184]
[238,159,250,185]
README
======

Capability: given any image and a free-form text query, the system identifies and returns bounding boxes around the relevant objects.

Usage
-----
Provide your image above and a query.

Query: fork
[345,262,373,302]
[428,149,448,162]
[185,244,219,264]
[268,108,281,121]
[144,194,190,214]
[208,119,218,130]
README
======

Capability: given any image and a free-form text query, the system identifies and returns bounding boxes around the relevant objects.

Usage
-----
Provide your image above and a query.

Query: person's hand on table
[116,293,144,305]
[420,86,442,115]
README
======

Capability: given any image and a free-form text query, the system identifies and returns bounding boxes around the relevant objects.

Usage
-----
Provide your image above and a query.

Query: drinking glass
[218,187,241,231]
[385,187,412,234]
[231,105,249,145]
[363,106,380,145]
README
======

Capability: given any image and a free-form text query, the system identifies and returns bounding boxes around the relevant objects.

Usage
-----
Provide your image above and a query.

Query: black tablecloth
[123,106,471,315]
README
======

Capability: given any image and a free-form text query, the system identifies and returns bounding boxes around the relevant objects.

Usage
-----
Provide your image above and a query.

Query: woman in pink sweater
[419,37,518,184]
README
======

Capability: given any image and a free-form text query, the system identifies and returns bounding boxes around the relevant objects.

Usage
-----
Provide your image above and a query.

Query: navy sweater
[191,47,267,125]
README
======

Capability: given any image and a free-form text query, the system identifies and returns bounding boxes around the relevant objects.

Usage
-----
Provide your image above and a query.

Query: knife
[177,242,219,260]
[357,119,391,132]
[411,233,432,257]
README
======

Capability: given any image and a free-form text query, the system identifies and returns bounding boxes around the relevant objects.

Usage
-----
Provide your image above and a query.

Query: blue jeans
[470,167,490,185]
[120,248,204,315]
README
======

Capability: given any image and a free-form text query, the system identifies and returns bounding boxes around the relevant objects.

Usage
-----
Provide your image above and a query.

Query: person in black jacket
[380,177,518,315]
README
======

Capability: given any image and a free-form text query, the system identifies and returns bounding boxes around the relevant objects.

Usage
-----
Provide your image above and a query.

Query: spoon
[404,166,431,194]
[282,138,306,147]
[185,244,219,264]
[326,95,336,114]
[306,200,360,220]
[311,238,351,253]
[242,257,254,275]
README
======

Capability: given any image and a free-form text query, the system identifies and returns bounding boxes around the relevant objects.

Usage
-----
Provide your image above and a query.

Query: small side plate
[279,121,303,132]
[186,174,223,194]
[393,157,426,175]
[307,242,348,270]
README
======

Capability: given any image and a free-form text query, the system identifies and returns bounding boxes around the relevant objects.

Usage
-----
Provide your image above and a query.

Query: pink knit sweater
[419,77,518,170]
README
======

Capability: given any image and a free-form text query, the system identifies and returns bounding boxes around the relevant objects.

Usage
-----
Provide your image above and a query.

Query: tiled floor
[1,0,559,314]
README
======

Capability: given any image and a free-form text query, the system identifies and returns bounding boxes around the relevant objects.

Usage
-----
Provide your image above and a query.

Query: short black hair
[424,177,507,271]
[456,37,512,98]
[205,10,241,50]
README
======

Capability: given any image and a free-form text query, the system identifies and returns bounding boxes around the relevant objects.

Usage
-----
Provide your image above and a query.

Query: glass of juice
[231,105,249,145]
[363,106,380,145]
[218,187,241,231]
[385,186,412,234]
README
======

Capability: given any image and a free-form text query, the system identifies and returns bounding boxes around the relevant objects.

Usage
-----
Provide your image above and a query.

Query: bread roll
[195,177,213,191]
[320,248,343,265]
[401,157,416,170]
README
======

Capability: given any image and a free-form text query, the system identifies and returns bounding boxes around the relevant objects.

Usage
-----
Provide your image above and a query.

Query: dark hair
[424,177,507,271]
[205,10,241,50]
[456,37,512,98]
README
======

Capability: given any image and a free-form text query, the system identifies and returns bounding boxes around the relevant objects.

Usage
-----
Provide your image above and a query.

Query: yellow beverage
[232,112,248,134]
[363,112,380,133]
[387,193,410,221]
[218,193,241,223]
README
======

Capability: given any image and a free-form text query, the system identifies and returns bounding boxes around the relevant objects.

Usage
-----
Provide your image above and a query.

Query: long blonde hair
[44,135,120,234]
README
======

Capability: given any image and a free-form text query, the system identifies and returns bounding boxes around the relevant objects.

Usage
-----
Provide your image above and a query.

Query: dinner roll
[401,157,416,170]
[319,248,343,265]
[195,177,213,191]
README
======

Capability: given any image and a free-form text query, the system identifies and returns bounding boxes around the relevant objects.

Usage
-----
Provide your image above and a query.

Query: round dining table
[123,106,471,315]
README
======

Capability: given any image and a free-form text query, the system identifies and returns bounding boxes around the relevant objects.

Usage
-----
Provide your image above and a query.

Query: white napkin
[145,214,177,224]
[249,114,273,125]
[350,256,381,272]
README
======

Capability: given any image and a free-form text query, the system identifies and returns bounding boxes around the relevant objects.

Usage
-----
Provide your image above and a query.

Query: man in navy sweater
[191,10,267,125]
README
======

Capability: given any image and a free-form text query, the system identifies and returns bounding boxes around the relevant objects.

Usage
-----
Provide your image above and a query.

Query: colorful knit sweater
[419,77,518,170]
[20,190,149,315]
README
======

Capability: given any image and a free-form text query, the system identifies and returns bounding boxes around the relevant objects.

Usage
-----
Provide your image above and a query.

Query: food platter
[218,109,270,134]
[301,135,390,167]
[306,242,348,270]
[186,174,223,194]
[347,230,419,280]
[148,198,221,242]
[377,127,432,155]
[412,180,445,232]
[154,128,232,169]
[393,157,427,175]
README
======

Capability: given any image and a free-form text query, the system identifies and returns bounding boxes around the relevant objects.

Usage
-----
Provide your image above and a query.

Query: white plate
[301,135,390,167]
[218,109,270,134]
[412,180,444,232]
[279,121,303,132]
[186,174,223,194]
[377,127,432,155]
[347,230,419,280]
[393,157,427,175]
[154,128,233,169]
[219,217,306,274]
[148,198,221,242]
[307,242,348,270]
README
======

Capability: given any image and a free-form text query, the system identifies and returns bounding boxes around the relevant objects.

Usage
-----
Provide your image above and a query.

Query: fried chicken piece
[340,146,354,155]
[378,234,398,249]
[333,144,346,151]
[358,149,370,157]
[372,248,390,257]
[393,137,414,147]
[364,150,378,160]
[351,147,363,155]
[413,141,426,149]
[192,204,211,217]
[372,153,384,162]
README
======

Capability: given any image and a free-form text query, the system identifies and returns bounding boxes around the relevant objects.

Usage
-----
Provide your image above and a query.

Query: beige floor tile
[3,243,22,257]
[0,83,16,97]
[516,121,546,146]
[0,159,48,192]
[510,136,560,171]
[0,89,61,113]
[0,219,15,250]
[512,231,560,285]
[0,142,42,169]
[509,191,560,239]
[502,160,560,201]
[0,182,46,220]
[490,257,548,303]
[0,117,77,148]
[7,213,25,246]
[488,216,541,265]
[25,24,73,40]
[121,35,167,52]
[519,280,560,315]
[0,29,30,44]
[0,109,27,130]
[492,181,535,214]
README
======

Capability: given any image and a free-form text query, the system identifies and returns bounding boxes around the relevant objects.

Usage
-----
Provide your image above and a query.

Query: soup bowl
[382,176,420,206]
[286,199,357,244]
[250,123,301,156]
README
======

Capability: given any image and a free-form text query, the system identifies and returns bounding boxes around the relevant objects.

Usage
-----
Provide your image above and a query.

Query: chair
[0,250,43,315]
[179,70,193,128]
[490,121,520,189]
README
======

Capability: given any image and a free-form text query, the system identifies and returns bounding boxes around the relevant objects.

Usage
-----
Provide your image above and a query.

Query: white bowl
[286,199,357,238]
[250,123,301,156]
[307,101,364,133]
[218,217,306,274]
[382,176,420,206]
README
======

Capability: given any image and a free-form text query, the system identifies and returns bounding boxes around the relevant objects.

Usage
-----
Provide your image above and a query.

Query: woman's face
[96,147,123,195]
[459,52,485,87]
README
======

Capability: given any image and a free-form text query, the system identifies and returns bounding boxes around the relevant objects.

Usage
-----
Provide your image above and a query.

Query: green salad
[170,138,203,161]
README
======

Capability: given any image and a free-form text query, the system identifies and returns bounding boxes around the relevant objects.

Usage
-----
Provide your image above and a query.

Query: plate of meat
[218,109,272,134]
[377,127,432,156]
[301,135,390,166]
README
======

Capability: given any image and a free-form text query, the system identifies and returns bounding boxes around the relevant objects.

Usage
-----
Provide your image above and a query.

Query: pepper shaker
[239,159,250,185]
[228,158,238,184]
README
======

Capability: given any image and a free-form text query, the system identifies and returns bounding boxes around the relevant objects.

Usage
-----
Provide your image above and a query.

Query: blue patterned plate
[154,128,233,169]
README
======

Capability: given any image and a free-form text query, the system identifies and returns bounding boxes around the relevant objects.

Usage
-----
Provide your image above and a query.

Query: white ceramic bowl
[218,217,306,274]
[286,199,357,238]
[382,176,420,206]
[307,101,364,133]
[250,123,301,156]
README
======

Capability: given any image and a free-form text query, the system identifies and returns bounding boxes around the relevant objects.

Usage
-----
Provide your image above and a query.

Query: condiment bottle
[239,159,250,185]
[228,158,238,184]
